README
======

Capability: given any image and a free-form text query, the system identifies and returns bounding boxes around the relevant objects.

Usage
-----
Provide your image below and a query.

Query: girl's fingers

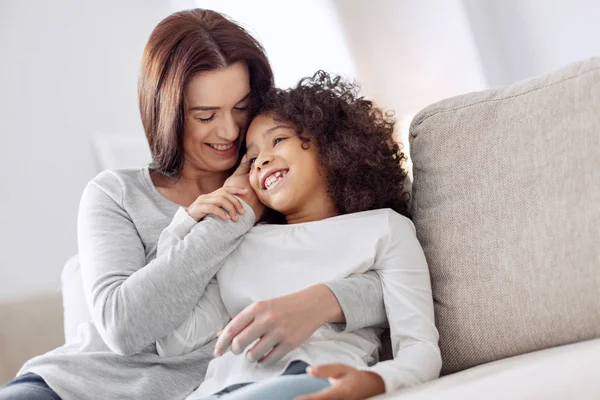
[306,364,349,379]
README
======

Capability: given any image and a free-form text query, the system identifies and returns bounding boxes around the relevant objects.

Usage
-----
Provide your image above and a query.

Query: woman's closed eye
[197,114,215,123]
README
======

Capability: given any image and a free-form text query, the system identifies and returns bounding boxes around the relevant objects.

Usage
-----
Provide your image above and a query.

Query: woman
[0,9,388,400]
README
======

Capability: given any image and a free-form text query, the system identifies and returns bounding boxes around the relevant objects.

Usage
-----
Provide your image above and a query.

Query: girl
[156,71,441,400]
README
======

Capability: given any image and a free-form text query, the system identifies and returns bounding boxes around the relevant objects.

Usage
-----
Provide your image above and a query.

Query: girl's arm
[154,208,231,357]
[366,213,441,392]
[78,171,255,356]
[300,213,441,400]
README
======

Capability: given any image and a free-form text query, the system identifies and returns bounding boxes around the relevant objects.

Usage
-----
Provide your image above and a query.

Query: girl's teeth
[265,171,287,190]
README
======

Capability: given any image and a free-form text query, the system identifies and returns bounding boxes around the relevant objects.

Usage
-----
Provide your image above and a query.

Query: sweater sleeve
[77,174,255,356]
[154,208,231,357]
[323,271,388,332]
[364,213,441,392]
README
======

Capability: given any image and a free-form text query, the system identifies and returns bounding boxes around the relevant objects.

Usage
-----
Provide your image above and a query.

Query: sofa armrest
[0,291,64,385]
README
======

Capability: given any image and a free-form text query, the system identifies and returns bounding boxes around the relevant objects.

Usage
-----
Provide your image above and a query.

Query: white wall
[0,0,171,301]
[191,0,360,88]
[331,0,488,165]
[463,0,600,87]
[332,0,488,115]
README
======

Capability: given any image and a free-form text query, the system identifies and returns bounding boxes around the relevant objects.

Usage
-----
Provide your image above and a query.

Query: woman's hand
[214,284,344,365]
[186,186,248,222]
[224,155,265,221]
[186,156,264,222]
[297,364,386,400]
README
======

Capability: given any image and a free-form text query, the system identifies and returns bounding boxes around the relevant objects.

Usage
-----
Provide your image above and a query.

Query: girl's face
[182,62,251,173]
[246,113,334,221]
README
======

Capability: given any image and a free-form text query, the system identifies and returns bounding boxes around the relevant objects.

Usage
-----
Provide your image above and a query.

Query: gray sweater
[20,167,387,400]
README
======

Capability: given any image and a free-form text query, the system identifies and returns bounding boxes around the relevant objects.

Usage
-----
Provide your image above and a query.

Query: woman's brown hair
[139,9,273,176]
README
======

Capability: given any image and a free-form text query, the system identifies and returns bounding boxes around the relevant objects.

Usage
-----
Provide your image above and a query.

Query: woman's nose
[218,113,239,141]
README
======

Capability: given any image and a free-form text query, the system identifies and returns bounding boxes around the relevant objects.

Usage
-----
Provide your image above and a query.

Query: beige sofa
[2,57,599,398]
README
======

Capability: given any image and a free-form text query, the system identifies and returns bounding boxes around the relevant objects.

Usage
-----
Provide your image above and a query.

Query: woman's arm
[78,172,255,356]
[323,271,387,332]
[154,208,231,357]
[213,271,388,365]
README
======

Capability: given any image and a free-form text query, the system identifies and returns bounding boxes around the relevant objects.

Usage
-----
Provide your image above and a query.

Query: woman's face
[182,62,251,173]
[245,113,330,217]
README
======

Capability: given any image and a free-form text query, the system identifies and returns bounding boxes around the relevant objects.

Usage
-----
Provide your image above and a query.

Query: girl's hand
[214,284,343,365]
[297,364,386,400]
[224,155,265,221]
[186,186,248,222]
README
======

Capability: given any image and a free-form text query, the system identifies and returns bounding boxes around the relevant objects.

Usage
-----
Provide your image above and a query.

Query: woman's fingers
[187,186,249,221]
[214,308,255,356]
[256,343,289,366]
[230,322,268,356]
[198,204,231,221]
[205,197,237,221]
[245,331,280,363]
[231,155,250,176]
[219,190,246,215]
[199,192,245,221]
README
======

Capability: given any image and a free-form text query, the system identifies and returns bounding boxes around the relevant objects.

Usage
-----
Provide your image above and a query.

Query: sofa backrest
[409,57,600,374]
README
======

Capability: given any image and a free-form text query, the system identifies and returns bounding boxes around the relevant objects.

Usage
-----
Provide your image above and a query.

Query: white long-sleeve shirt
[156,207,441,397]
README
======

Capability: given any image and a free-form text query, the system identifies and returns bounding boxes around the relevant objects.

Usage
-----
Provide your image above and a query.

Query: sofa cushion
[61,255,92,343]
[409,57,600,374]
[374,338,600,399]
[0,292,64,384]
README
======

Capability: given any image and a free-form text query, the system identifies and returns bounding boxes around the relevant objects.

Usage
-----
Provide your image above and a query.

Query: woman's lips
[205,142,237,157]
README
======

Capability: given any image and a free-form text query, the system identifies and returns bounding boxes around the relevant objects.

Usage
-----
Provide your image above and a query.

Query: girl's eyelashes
[246,137,287,167]
[273,137,287,146]
[234,105,249,111]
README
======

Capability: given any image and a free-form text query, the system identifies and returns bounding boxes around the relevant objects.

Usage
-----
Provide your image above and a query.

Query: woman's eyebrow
[235,92,251,105]
[188,91,251,111]
[188,105,219,111]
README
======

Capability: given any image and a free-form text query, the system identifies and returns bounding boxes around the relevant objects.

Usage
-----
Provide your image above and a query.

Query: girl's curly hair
[253,70,411,218]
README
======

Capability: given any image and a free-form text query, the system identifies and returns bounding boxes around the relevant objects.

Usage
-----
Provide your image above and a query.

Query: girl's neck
[285,199,339,225]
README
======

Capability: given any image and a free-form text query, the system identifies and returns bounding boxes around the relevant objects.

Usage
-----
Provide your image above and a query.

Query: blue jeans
[0,373,61,400]
[201,361,331,400]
